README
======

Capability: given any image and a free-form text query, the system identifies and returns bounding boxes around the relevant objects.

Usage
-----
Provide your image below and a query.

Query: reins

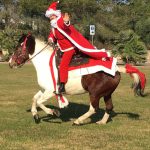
[17,43,49,68]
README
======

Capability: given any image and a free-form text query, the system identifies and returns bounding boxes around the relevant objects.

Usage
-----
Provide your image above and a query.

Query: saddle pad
[68,57,117,77]
[55,50,90,67]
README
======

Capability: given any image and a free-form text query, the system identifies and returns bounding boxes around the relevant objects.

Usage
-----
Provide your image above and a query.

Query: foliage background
[0,0,150,63]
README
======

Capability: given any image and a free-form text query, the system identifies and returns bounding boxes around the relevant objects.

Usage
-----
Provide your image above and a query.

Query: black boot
[58,82,66,94]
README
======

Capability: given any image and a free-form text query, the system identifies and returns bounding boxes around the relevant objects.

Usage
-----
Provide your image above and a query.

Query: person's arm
[57,13,71,30]
[48,31,56,44]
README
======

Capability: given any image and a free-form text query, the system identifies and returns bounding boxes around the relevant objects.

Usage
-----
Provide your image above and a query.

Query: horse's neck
[29,39,56,91]
[29,39,53,72]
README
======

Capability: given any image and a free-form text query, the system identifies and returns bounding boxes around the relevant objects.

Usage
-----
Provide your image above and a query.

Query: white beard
[50,19,57,28]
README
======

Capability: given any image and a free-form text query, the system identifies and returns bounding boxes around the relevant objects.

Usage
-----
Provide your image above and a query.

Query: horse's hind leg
[96,94,113,124]
[73,95,99,125]
[73,103,96,125]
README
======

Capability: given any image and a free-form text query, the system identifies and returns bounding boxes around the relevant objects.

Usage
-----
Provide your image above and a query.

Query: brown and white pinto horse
[9,34,145,125]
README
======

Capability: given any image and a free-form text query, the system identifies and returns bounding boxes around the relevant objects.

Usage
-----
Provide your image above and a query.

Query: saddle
[55,48,90,67]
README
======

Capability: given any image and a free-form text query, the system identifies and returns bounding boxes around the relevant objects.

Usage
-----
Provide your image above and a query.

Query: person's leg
[59,49,75,93]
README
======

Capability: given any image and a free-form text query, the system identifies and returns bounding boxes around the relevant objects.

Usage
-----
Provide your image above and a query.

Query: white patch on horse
[31,39,54,91]
[66,76,86,95]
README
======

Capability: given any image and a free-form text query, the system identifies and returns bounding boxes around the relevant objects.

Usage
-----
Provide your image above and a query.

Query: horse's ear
[18,33,27,43]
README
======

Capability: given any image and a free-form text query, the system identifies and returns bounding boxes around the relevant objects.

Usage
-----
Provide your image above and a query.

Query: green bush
[112,30,147,64]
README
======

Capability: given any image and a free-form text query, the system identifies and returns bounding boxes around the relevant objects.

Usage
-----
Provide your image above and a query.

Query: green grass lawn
[0,63,150,150]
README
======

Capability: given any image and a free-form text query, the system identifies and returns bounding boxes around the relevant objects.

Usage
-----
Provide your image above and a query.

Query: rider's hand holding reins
[48,38,55,47]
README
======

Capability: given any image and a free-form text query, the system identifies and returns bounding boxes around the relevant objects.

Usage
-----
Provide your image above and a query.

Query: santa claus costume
[45,1,111,93]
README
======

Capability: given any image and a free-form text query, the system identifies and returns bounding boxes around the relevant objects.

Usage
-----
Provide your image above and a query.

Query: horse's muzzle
[8,58,18,69]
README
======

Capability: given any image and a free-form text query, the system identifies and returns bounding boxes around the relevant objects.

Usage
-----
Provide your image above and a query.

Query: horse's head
[9,33,35,68]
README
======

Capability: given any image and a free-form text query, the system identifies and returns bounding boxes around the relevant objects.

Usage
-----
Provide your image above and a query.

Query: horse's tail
[117,64,146,97]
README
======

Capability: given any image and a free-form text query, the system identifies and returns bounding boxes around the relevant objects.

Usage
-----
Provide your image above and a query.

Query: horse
[9,33,145,125]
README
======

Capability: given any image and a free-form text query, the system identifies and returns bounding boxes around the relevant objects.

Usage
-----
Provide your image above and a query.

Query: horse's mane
[18,34,26,43]
[18,34,35,55]
[26,35,35,55]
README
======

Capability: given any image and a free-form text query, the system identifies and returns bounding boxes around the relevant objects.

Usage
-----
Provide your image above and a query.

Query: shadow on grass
[110,110,140,120]
[143,91,150,97]
[26,102,140,124]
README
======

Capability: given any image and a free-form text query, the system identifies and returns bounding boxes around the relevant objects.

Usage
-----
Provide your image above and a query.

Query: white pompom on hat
[45,1,61,18]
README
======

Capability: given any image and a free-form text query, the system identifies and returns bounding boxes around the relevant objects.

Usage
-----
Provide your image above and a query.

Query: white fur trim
[48,37,54,43]
[68,57,117,77]
[50,18,57,28]
[64,21,70,26]
[107,52,111,57]
[45,9,61,18]
[52,28,56,38]
[61,46,75,52]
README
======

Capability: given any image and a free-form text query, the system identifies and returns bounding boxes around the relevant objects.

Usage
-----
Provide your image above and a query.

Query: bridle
[11,34,49,68]
[17,43,49,68]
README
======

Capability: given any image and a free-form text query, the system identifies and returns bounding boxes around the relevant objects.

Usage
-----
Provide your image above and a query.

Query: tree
[112,30,147,64]
[135,18,150,49]
[0,0,149,58]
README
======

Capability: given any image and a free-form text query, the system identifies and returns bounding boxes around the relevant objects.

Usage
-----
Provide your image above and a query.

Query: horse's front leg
[31,90,44,124]
[36,90,60,117]
[31,90,43,116]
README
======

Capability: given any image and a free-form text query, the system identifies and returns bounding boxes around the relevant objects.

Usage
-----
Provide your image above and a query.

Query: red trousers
[59,49,75,83]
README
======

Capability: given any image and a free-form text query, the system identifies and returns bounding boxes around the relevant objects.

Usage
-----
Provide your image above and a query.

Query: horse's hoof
[53,109,61,117]
[72,122,81,126]
[33,114,40,124]
[47,114,53,117]
[96,121,106,125]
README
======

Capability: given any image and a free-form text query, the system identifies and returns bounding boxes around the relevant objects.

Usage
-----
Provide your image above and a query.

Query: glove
[48,38,53,45]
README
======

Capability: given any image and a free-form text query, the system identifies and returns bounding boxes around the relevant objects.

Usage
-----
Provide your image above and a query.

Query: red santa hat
[45,1,61,18]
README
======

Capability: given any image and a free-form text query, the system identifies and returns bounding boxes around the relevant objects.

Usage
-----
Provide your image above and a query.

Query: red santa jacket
[48,15,110,59]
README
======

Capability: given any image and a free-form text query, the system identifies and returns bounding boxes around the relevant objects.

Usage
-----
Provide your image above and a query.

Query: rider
[45,1,111,94]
